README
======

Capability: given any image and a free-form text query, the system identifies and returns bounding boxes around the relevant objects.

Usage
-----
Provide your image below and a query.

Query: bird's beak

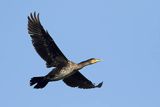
[95,59,102,62]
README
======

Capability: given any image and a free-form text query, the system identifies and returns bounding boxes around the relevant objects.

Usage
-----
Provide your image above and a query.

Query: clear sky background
[0,0,160,107]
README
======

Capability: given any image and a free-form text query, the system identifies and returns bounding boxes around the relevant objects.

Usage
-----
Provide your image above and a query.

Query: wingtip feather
[96,82,103,88]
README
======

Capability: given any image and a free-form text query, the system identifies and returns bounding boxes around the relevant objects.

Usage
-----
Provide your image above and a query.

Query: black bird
[28,12,103,89]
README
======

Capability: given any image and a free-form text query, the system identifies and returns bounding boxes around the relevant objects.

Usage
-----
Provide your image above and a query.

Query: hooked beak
[95,59,102,62]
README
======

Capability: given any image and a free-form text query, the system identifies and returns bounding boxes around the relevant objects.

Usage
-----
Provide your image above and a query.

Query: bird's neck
[76,60,91,70]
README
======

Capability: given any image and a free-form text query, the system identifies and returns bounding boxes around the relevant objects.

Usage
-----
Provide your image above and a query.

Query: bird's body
[28,12,103,89]
[46,61,78,81]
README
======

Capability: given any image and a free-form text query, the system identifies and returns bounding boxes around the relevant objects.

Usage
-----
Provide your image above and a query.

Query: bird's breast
[53,63,77,80]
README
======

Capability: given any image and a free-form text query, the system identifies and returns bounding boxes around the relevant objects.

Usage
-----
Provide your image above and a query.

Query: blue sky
[0,0,160,107]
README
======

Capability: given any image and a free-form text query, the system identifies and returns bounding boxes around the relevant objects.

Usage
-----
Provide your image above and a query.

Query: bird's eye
[91,59,96,64]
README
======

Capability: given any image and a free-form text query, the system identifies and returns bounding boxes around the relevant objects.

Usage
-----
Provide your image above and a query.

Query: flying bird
[28,12,103,89]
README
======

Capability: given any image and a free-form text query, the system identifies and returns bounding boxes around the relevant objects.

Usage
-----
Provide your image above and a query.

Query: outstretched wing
[63,71,103,89]
[28,12,68,67]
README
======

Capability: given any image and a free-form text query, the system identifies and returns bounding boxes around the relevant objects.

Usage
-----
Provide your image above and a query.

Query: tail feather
[30,76,49,89]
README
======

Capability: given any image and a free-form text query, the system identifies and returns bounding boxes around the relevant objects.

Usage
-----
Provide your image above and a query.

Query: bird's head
[88,58,102,64]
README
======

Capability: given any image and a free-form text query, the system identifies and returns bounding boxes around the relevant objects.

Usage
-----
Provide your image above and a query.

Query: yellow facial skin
[91,59,102,64]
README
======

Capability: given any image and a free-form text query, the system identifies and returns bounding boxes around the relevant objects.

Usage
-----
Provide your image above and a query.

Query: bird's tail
[30,76,49,89]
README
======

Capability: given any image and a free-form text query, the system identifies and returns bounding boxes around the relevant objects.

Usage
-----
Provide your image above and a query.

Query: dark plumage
[28,12,103,89]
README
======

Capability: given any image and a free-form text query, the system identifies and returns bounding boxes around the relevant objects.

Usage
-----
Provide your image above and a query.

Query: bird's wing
[28,12,68,67]
[63,71,103,89]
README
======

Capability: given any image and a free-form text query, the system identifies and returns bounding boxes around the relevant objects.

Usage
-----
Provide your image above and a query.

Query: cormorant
[28,12,103,89]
